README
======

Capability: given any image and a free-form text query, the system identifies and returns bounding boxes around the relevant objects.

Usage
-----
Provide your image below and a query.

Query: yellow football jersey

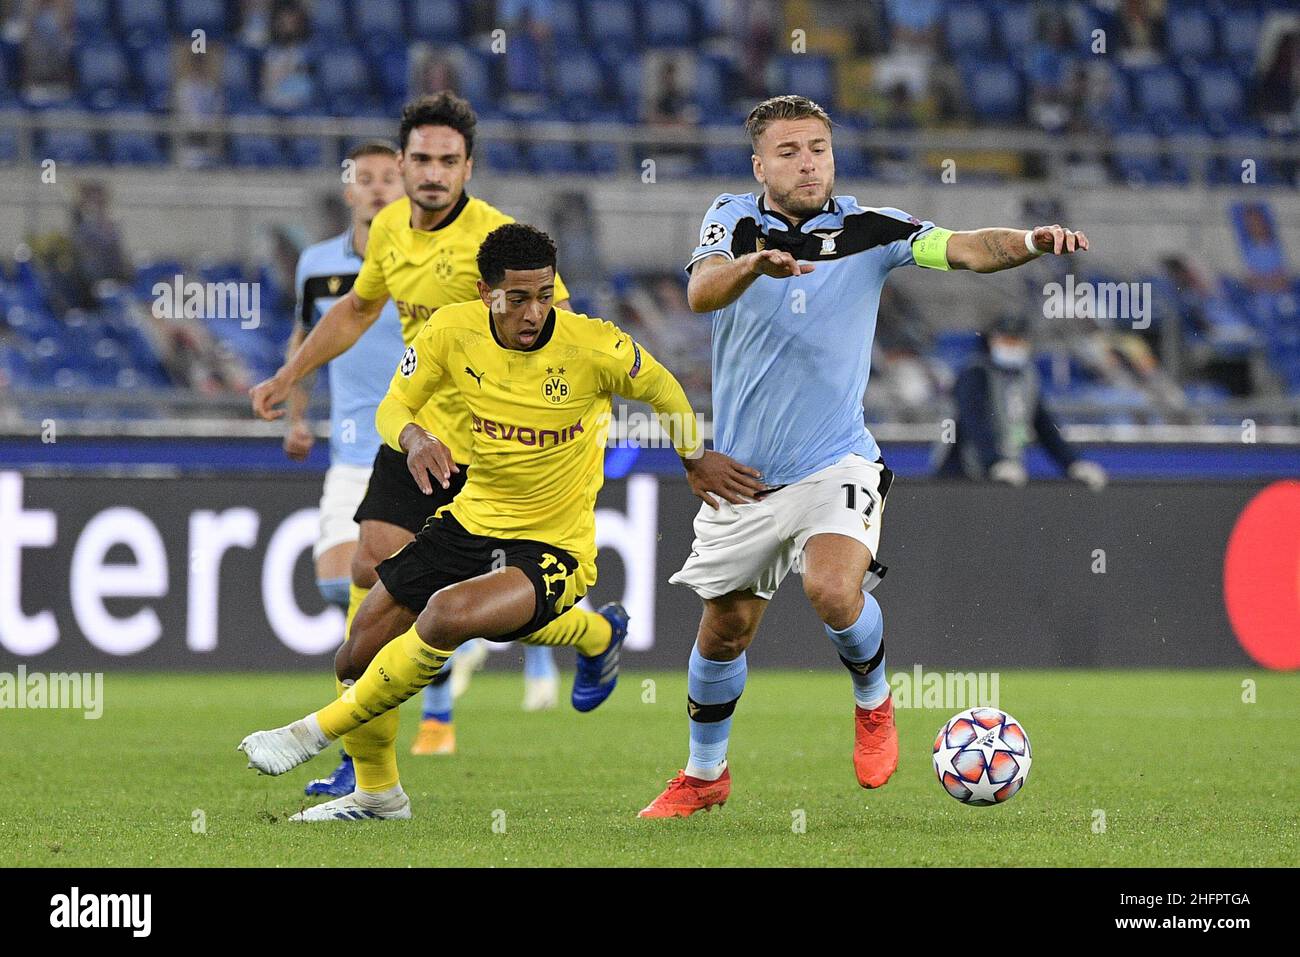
[376,300,702,584]
[351,193,571,463]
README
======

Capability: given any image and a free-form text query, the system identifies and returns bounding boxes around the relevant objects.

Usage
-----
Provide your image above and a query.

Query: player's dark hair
[399,92,477,157]
[745,94,833,149]
[477,224,557,286]
[346,139,398,162]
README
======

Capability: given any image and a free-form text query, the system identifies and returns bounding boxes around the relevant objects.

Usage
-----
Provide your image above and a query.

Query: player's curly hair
[745,94,833,149]
[399,92,477,156]
[477,224,558,286]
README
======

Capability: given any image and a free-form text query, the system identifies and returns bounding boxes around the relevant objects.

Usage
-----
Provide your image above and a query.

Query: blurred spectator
[174,42,226,169]
[14,0,75,105]
[260,0,314,111]
[409,44,462,99]
[1115,0,1166,69]
[934,313,1107,490]
[644,54,701,171]
[71,182,134,302]
[1026,9,1079,134]
[1252,17,1300,131]
[613,274,711,409]
[548,190,605,300]
[871,283,946,409]
[1233,202,1291,293]
[238,0,271,48]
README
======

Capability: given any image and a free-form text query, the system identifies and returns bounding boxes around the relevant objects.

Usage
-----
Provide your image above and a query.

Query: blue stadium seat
[967,63,1023,121]
[702,141,752,177]
[41,129,101,164]
[456,51,493,107]
[694,55,727,108]
[176,0,230,39]
[220,44,259,109]
[1219,9,1259,61]
[318,46,370,97]
[776,55,835,107]
[547,0,585,46]
[504,31,546,95]
[0,128,17,162]
[116,0,170,43]
[230,134,282,167]
[108,129,165,165]
[643,0,693,47]
[945,2,994,54]
[77,43,132,97]
[530,140,581,173]
[833,146,872,179]
[137,43,174,111]
[1166,6,1216,61]
[995,3,1036,54]
[288,135,323,167]
[1132,66,1187,119]
[587,0,638,50]
[934,331,982,371]
[375,47,409,107]
[411,0,462,41]
[311,0,350,37]
[482,139,529,173]
[583,141,621,173]
[355,0,405,41]
[1195,67,1243,121]
[555,52,603,101]
[74,0,112,33]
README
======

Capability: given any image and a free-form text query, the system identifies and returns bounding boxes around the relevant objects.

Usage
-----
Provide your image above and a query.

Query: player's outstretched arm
[250,289,388,419]
[281,322,317,461]
[944,225,1089,274]
[686,250,815,312]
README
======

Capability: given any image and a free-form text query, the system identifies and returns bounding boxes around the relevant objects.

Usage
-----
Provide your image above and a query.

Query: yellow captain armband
[911,227,953,271]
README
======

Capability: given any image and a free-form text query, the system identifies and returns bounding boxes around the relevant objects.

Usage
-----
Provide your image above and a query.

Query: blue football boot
[304,749,355,797]
[571,602,628,713]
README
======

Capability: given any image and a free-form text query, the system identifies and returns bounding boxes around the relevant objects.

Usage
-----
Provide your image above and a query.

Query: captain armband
[911,227,954,271]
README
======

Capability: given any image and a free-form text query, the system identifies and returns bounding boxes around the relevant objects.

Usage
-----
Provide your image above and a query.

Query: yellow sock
[522,608,611,657]
[317,624,452,740]
[344,582,369,642]
[335,676,401,793]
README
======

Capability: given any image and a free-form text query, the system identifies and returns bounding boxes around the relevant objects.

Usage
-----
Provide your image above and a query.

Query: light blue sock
[685,642,747,779]
[317,576,351,609]
[826,590,890,709]
[422,662,453,722]
[523,643,557,680]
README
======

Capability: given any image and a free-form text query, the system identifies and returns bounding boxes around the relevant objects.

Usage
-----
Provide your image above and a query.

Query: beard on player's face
[769,174,834,219]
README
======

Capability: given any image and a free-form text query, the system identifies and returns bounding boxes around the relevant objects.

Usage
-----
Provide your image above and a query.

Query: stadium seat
[230,134,283,167]
[355,0,405,42]
[116,0,170,44]
[108,129,166,165]
[41,129,101,164]
[504,32,547,96]
[583,141,622,173]
[555,52,604,102]
[456,51,493,108]
[220,44,259,109]
[530,139,582,173]
[944,2,994,55]
[1166,6,1216,61]
[546,0,585,47]
[995,3,1036,55]
[482,139,530,173]
[1219,9,1259,62]
[137,43,174,111]
[77,43,132,99]
[776,55,835,107]
[1131,66,1188,119]
[176,0,230,39]
[1195,67,1243,122]
[966,63,1024,121]
[411,0,462,42]
[702,141,753,177]
[318,46,370,98]
[0,128,16,162]
[694,55,727,109]
[74,0,112,33]
[587,0,638,51]
[642,0,693,48]
[311,0,350,37]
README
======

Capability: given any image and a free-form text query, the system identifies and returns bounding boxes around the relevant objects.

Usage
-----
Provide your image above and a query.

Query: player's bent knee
[803,574,863,630]
[415,589,475,649]
[350,547,381,589]
[698,613,757,660]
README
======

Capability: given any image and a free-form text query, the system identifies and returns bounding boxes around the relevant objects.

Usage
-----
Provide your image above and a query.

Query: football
[933,707,1032,806]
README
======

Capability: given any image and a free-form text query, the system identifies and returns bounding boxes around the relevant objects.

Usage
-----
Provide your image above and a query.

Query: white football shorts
[669,452,894,601]
[314,463,372,559]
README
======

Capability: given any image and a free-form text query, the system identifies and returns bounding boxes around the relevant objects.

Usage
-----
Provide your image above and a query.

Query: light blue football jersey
[294,229,405,467]
[687,192,936,486]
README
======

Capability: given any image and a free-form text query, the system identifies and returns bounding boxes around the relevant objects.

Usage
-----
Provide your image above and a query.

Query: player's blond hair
[745,95,833,150]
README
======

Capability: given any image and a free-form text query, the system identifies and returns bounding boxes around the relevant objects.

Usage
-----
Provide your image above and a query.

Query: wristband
[1025,230,1045,256]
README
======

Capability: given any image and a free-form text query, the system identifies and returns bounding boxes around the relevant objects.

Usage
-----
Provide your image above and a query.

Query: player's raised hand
[683,449,766,509]
[250,372,291,420]
[283,419,314,461]
[401,425,459,493]
[1030,224,1089,255]
[749,249,815,279]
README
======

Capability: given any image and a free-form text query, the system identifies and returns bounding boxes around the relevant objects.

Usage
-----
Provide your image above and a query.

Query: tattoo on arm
[980,231,1019,270]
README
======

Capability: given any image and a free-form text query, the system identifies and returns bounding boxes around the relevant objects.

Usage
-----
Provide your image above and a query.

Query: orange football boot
[638,767,731,818]
[853,697,899,788]
[410,718,455,756]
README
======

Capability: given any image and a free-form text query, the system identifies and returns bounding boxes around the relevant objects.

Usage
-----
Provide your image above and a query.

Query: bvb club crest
[542,367,569,404]
[433,251,454,282]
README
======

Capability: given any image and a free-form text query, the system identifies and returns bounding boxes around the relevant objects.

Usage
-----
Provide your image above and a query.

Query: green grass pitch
[3,670,1296,867]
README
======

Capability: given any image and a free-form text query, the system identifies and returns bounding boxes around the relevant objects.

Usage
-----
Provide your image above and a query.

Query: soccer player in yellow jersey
[249,94,617,781]
[239,224,759,819]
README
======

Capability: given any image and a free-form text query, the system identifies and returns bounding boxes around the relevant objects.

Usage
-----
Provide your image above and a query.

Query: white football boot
[291,787,412,822]
[238,717,329,775]
[451,638,489,700]
[522,675,560,711]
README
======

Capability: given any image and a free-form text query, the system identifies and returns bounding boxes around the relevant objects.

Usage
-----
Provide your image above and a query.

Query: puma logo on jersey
[465,366,484,387]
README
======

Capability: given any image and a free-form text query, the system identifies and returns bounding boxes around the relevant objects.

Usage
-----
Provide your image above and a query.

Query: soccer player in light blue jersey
[640,95,1089,818]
